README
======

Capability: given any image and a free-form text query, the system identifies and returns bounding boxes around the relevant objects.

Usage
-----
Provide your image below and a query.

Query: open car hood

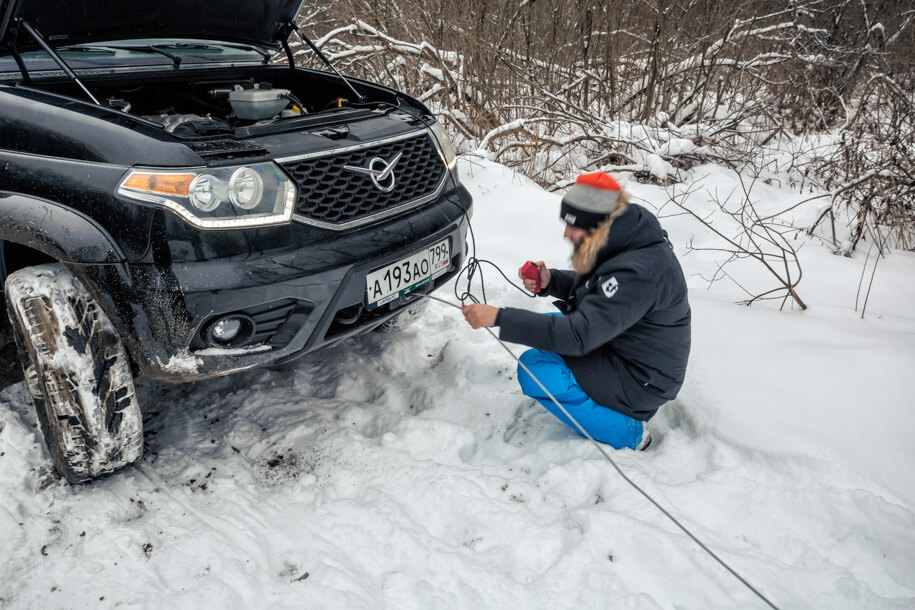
[0,0,305,50]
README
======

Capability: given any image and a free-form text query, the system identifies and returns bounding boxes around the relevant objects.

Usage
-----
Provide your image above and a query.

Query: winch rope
[411,187,779,608]
[417,292,778,609]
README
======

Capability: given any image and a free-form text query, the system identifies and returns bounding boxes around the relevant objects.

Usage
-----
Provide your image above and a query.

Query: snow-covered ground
[1,159,913,609]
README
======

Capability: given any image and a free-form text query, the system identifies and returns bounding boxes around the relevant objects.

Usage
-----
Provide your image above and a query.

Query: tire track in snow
[137,464,275,551]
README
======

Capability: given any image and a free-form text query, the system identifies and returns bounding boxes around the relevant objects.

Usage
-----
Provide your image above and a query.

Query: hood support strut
[285,22,365,103]
[14,19,100,105]
[1,0,28,84]
[3,42,28,84]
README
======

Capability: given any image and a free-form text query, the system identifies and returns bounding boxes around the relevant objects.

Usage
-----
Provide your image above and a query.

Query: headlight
[429,121,458,171]
[228,168,264,210]
[188,174,220,212]
[117,163,296,230]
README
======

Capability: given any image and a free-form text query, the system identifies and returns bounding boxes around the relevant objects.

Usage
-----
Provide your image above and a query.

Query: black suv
[0,1,471,483]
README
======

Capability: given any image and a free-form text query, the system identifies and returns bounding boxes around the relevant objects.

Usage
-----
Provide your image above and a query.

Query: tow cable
[407,200,780,609]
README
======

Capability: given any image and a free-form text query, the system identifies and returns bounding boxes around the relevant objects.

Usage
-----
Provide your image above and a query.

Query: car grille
[280,132,447,229]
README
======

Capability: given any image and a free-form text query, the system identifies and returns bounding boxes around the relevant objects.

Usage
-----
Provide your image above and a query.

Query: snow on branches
[296,0,913,261]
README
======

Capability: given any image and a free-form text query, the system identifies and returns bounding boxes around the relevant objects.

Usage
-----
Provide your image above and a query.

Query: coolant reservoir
[228,85,291,120]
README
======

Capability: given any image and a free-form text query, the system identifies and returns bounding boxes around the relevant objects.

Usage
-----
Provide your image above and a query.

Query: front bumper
[70,184,471,382]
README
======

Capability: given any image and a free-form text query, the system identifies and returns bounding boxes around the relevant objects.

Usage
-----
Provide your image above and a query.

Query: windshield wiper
[59,46,117,55]
[101,44,182,68]
[149,42,271,64]
[210,42,272,64]
[87,42,269,68]
[156,42,220,51]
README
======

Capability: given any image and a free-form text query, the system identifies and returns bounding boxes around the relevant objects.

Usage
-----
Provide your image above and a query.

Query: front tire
[4,264,143,483]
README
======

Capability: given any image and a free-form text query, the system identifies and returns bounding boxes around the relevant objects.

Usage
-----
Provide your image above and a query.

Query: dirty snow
[1,158,913,609]
[157,351,203,376]
[194,345,274,357]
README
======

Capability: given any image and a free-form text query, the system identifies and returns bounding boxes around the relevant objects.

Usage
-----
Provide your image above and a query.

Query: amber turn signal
[122,172,195,196]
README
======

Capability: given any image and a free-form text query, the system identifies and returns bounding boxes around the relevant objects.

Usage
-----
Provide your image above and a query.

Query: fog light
[204,314,255,348]
[212,318,242,342]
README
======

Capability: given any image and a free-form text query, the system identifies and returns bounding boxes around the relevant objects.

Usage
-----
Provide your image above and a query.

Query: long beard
[570,193,630,275]
[569,237,589,272]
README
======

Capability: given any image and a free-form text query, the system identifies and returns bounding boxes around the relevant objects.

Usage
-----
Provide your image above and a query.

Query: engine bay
[27,67,406,137]
[101,78,356,136]
[19,63,428,142]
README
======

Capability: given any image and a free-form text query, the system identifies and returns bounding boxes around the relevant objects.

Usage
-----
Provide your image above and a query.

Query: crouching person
[462,172,691,450]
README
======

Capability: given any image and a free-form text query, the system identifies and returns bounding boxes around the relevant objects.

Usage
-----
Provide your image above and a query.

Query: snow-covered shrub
[297,0,913,252]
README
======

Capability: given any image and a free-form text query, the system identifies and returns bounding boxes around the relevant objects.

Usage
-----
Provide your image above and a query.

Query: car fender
[0,191,127,265]
[0,191,147,366]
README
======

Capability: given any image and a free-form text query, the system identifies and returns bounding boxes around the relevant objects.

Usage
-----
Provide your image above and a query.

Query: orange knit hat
[560,172,623,229]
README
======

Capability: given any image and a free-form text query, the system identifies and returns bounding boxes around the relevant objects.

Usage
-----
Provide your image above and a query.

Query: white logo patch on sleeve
[601,276,619,298]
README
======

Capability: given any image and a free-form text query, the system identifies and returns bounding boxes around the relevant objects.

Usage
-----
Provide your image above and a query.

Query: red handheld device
[521,261,541,293]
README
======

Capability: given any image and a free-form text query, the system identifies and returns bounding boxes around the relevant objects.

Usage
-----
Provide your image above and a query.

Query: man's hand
[462,304,499,329]
[518,261,551,293]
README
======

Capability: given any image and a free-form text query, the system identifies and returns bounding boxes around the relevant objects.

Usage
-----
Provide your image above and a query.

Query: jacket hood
[572,200,667,274]
[1,0,305,51]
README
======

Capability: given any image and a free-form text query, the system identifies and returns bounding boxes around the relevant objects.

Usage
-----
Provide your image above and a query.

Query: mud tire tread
[4,264,143,483]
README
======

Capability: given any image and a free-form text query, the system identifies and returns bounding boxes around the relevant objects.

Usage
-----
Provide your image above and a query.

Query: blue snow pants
[517,348,645,450]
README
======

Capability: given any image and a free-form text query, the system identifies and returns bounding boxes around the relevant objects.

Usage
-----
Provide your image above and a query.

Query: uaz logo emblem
[343,152,403,193]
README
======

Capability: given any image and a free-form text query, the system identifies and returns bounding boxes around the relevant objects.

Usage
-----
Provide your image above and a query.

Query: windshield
[0,39,269,78]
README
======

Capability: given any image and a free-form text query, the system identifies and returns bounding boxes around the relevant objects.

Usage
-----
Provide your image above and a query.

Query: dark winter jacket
[497,202,691,421]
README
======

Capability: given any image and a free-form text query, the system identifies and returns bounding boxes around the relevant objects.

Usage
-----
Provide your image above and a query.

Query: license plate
[365,239,450,309]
